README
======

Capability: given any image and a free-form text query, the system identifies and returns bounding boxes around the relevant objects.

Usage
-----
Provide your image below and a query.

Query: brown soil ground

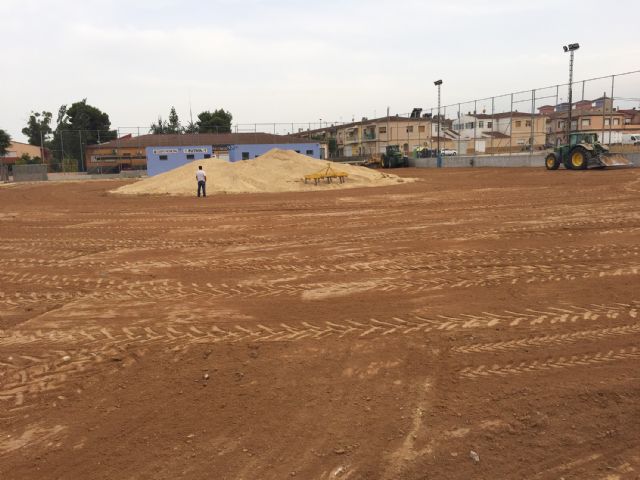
[1,168,640,480]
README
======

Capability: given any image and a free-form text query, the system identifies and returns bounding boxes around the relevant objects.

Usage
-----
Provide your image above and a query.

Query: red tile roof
[86,133,318,150]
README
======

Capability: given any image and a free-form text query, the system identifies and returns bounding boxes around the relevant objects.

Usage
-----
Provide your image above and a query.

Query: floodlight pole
[434,79,443,168]
[564,43,579,143]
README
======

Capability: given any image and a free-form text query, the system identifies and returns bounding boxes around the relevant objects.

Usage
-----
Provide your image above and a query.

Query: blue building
[146,145,213,176]
[86,132,323,175]
[144,133,322,176]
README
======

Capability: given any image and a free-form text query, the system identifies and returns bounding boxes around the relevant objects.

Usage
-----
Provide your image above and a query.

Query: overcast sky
[2,0,640,141]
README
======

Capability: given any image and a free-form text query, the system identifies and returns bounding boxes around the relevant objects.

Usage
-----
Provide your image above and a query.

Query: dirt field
[1,168,640,480]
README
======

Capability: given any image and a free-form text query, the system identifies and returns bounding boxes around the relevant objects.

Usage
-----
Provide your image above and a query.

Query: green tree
[184,121,198,134]
[150,115,168,134]
[150,106,182,134]
[52,99,116,171]
[197,109,232,133]
[167,106,182,133]
[15,153,41,165]
[22,111,53,146]
[0,129,11,156]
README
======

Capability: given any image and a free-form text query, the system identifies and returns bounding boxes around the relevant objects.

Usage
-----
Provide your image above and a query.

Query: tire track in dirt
[2,300,638,410]
[452,323,640,354]
[458,347,640,380]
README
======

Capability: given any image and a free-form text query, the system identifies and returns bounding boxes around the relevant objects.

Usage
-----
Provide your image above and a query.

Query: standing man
[196,165,207,197]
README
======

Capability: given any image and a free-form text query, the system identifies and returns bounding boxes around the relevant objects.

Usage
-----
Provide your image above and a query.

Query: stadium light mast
[563,43,579,143]
[434,79,443,168]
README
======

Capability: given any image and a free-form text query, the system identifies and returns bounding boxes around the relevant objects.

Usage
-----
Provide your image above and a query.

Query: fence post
[608,75,615,145]
[491,97,495,152]
[530,89,535,156]
[60,130,65,172]
[78,130,83,172]
[457,103,461,156]
[473,100,477,154]
[509,94,513,156]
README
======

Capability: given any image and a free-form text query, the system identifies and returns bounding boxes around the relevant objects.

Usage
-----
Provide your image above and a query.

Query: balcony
[362,131,376,141]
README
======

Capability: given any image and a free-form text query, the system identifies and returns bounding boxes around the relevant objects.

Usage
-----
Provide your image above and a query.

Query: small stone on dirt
[62,355,71,362]
[469,450,480,463]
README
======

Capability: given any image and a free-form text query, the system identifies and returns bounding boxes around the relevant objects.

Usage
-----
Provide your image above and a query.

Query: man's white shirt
[196,170,206,182]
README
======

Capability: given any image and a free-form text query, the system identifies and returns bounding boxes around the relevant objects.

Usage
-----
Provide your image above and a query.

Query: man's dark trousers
[197,181,206,197]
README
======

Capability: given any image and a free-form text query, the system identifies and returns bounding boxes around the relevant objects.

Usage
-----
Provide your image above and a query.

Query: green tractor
[381,145,409,168]
[545,132,631,170]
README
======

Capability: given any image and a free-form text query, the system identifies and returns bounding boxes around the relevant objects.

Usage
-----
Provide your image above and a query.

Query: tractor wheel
[545,153,560,170]
[568,146,589,170]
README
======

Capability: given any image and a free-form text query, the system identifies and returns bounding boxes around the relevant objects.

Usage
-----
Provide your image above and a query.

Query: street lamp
[563,43,579,143]
[434,79,443,167]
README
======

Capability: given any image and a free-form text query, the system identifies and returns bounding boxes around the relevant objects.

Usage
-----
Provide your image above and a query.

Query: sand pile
[113,149,413,195]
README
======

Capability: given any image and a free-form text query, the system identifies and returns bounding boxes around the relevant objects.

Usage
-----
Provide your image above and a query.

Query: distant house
[0,141,50,168]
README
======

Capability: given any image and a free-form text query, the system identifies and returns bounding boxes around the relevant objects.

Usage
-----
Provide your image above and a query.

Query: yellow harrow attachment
[304,163,349,185]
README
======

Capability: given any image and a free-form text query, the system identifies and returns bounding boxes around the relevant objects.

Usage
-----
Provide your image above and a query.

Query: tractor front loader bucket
[596,153,633,168]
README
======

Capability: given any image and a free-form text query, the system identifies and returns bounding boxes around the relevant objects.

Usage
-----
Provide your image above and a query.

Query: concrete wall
[13,164,48,182]
[410,152,640,168]
[228,143,320,161]
[410,154,546,168]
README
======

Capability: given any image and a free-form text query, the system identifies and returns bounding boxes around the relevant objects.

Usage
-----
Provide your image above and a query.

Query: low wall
[13,164,48,182]
[46,171,147,182]
[410,152,639,168]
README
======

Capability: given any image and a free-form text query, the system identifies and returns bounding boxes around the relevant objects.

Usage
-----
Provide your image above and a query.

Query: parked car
[441,149,457,156]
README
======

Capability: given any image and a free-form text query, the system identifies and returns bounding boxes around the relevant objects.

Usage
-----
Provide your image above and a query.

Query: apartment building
[541,96,640,145]
[452,112,547,153]
[299,114,456,158]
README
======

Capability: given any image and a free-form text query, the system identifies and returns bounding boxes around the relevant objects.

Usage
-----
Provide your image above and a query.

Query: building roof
[86,132,318,150]
[482,131,510,139]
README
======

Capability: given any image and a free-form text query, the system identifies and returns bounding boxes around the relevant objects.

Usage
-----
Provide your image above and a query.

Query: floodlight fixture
[563,43,579,52]
[434,79,443,86]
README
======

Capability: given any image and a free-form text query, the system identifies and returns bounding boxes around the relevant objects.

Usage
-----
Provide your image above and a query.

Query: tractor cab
[569,132,599,146]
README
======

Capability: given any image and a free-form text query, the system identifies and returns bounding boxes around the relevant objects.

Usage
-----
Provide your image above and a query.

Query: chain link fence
[21,69,640,173]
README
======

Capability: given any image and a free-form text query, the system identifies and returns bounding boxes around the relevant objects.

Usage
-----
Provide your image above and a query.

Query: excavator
[545,132,632,170]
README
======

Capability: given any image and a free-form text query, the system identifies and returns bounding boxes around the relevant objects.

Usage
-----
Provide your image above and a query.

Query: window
[487,121,493,128]
[159,155,168,161]
[242,152,250,160]
[478,121,484,128]
[379,126,387,134]
[465,122,474,129]
[204,154,211,159]
[558,121,565,129]
[581,119,591,127]
[515,121,522,127]
[186,154,195,160]
[406,126,414,133]
[525,120,531,127]
[306,150,314,155]
[546,118,551,124]
[613,118,620,125]
[604,118,610,126]
[625,118,631,125]
[418,125,426,133]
